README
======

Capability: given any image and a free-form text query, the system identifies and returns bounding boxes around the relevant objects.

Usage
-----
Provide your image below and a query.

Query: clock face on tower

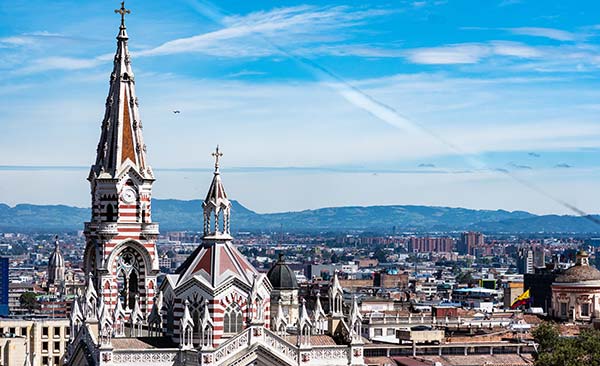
[120,188,137,204]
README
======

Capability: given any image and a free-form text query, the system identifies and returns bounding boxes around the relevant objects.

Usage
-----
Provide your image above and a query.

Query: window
[9,327,15,334]
[223,303,243,334]
[374,328,382,336]
[387,328,395,336]
[42,357,49,366]
[54,356,60,366]
[116,249,140,310]
[54,341,60,352]
[65,327,70,338]
[42,341,48,352]
[560,303,567,317]
[54,327,61,338]
[42,327,49,337]
[581,303,590,317]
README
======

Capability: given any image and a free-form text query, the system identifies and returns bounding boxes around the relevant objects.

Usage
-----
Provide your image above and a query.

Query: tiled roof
[111,337,178,350]
[283,335,337,346]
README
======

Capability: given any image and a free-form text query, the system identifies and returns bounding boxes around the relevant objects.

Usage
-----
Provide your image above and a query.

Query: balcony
[141,223,159,236]
[97,222,119,236]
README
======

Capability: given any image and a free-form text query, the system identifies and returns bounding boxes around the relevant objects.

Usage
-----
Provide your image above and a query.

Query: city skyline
[2,0,600,214]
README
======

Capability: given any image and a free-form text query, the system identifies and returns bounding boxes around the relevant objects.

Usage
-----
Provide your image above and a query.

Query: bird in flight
[173,110,181,114]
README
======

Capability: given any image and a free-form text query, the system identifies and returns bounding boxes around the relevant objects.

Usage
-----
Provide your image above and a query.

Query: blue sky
[1,0,600,215]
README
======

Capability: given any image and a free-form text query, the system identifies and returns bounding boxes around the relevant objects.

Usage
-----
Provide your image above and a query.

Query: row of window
[41,340,62,353]
[41,326,69,338]
[559,302,590,317]
[41,355,61,366]
[372,328,396,337]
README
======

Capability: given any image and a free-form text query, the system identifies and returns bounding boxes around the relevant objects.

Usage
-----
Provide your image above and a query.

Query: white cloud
[490,41,542,58]
[406,44,490,64]
[505,27,576,41]
[18,56,102,73]
[137,6,391,58]
[405,42,543,64]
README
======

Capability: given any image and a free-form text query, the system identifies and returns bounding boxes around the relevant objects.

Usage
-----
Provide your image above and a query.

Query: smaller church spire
[180,300,195,349]
[202,146,232,239]
[297,298,312,348]
[48,236,65,289]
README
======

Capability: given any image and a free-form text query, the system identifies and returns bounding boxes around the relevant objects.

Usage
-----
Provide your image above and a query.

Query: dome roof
[555,250,600,283]
[555,265,600,283]
[267,254,298,290]
[48,239,64,268]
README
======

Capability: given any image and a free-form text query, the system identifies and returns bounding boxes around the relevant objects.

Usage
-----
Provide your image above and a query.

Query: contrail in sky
[185,0,598,224]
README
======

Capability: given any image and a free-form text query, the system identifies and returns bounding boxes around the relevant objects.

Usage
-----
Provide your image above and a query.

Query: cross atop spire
[212,145,223,172]
[115,1,131,28]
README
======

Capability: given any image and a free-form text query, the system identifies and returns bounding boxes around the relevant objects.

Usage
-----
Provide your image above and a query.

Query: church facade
[66,4,365,366]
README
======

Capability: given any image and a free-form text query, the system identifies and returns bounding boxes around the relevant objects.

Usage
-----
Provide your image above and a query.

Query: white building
[66,5,366,366]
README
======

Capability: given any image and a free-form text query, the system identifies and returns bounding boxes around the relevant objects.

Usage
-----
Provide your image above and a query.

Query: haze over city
[2,0,600,214]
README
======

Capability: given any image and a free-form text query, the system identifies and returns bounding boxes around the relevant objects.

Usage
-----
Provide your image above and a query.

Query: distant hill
[0,199,599,234]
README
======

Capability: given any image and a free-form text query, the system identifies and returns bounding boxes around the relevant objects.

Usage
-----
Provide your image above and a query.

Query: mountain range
[0,199,599,234]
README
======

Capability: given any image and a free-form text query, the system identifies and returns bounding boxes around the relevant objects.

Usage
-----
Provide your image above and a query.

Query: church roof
[48,238,64,268]
[267,254,298,290]
[555,250,600,283]
[175,241,258,289]
[90,5,152,180]
[555,265,600,283]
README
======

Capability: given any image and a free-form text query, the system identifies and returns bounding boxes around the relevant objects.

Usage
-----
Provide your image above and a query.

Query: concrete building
[408,237,454,253]
[457,232,484,255]
[519,248,534,275]
[0,318,70,366]
[551,250,600,322]
[503,282,524,308]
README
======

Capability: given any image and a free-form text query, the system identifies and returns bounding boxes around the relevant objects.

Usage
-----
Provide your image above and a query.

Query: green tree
[532,322,559,355]
[19,292,40,313]
[533,324,600,366]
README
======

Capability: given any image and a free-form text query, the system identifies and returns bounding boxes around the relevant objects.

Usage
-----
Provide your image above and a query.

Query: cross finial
[212,145,223,172]
[115,1,131,27]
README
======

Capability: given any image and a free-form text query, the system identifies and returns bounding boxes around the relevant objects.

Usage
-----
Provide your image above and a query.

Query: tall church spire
[83,2,159,325]
[91,1,151,180]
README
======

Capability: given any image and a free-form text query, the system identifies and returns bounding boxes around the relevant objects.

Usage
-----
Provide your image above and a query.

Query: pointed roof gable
[175,241,258,289]
[91,9,151,180]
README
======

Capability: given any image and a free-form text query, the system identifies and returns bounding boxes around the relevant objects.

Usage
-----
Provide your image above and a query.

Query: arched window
[116,250,140,309]
[106,204,116,222]
[223,303,243,334]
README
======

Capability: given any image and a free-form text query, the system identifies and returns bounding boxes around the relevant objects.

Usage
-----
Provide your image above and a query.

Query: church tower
[161,147,272,347]
[83,2,159,317]
[47,236,65,291]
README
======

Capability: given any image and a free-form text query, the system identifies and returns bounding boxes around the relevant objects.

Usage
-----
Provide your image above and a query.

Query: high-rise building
[518,248,534,274]
[533,246,546,268]
[408,237,455,253]
[0,257,8,316]
[457,232,484,255]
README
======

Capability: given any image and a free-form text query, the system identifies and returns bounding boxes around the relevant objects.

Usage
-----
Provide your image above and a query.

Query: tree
[19,292,40,313]
[532,322,559,355]
[533,323,600,366]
